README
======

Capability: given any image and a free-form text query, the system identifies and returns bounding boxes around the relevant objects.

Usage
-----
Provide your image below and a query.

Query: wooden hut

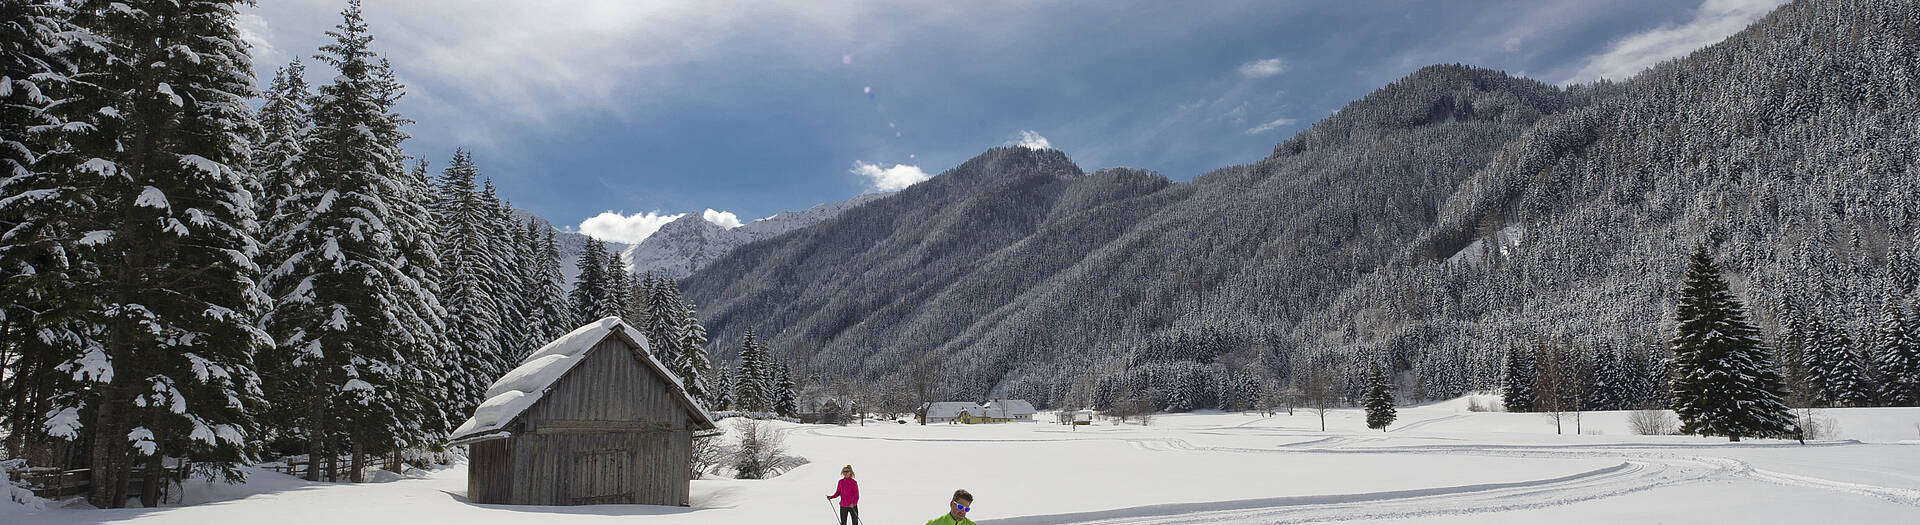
[448,317,716,506]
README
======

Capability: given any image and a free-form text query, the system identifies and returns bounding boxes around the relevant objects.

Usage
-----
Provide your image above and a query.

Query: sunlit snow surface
[19,397,1920,524]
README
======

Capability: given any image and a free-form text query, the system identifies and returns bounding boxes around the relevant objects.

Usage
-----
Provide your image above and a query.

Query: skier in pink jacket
[827,464,861,525]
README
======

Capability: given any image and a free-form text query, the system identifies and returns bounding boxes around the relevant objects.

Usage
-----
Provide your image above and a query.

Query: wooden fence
[5,465,179,500]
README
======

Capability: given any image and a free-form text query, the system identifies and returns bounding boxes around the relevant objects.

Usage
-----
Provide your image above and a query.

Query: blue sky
[239,0,1785,244]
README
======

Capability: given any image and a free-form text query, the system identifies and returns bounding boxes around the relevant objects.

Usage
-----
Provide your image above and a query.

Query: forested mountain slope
[683,0,1919,410]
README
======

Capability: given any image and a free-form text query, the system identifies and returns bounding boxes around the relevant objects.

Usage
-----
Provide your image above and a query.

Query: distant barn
[448,317,715,506]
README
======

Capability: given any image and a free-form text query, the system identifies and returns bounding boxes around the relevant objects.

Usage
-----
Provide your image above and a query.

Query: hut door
[564,448,634,505]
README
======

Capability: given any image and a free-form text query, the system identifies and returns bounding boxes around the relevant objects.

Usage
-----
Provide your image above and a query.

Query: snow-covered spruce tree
[602,250,633,319]
[637,274,683,361]
[734,326,770,412]
[529,226,574,337]
[1363,365,1395,431]
[1668,247,1792,441]
[676,295,717,407]
[0,0,85,457]
[252,58,310,219]
[637,277,715,406]
[1584,350,1628,411]
[712,366,736,411]
[431,149,507,422]
[248,58,315,442]
[1874,300,1920,406]
[480,179,528,362]
[568,238,615,322]
[511,219,549,355]
[18,0,271,507]
[389,153,450,455]
[630,272,656,324]
[1803,318,1872,407]
[260,0,446,480]
[773,362,798,417]
[1500,346,1535,412]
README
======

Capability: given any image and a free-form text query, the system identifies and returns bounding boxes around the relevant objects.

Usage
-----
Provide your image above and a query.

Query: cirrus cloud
[1236,58,1290,78]
[1245,117,1297,135]
[1559,0,1786,84]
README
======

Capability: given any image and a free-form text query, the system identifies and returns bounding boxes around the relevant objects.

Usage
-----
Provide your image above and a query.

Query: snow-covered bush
[1466,396,1501,412]
[1627,410,1679,435]
[691,435,726,479]
[1794,410,1837,440]
[710,410,795,423]
[728,419,804,479]
[1,459,48,515]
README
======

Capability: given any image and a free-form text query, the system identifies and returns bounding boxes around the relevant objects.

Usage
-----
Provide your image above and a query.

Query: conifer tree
[676,296,717,407]
[1803,318,1871,407]
[1874,300,1920,406]
[511,219,548,355]
[261,0,446,479]
[638,275,683,360]
[480,179,526,363]
[1669,247,1792,441]
[387,153,450,455]
[0,0,83,456]
[1501,347,1536,412]
[21,0,271,506]
[530,227,574,337]
[735,327,771,412]
[253,59,311,218]
[431,149,506,423]
[773,362,798,417]
[569,238,610,320]
[712,366,736,411]
[1584,350,1628,411]
[1363,365,1396,431]
[603,251,633,319]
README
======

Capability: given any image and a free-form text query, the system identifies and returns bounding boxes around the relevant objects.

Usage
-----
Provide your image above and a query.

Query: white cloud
[240,1,897,146]
[1560,0,1786,84]
[851,161,932,192]
[234,13,280,72]
[578,210,686,244]
[1245,117,1297,135]
[1236,58,1290,78]
[1502,37,1522,53]
[1223,102,1248,122]
[1011,130,1052,151]
[702,208,743,229]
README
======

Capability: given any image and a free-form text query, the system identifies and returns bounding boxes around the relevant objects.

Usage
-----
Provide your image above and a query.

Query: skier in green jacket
[924,489,974,525]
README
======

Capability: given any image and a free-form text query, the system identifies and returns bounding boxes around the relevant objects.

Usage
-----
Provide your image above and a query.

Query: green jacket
[925,513,975,525]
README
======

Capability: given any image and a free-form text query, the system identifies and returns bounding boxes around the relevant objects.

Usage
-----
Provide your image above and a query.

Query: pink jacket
[830,477,859,507]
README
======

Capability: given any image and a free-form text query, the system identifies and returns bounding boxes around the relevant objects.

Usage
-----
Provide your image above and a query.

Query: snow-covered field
[16,397,1920,524]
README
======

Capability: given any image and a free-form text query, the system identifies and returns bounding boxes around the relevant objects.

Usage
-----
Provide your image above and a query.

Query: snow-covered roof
[448,317,715,444]
[923,402,981,419]
[983,399,1037,416]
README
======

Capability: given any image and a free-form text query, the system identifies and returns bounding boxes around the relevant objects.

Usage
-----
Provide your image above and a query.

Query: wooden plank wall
[468,437,514,504]
[507,334,695,506]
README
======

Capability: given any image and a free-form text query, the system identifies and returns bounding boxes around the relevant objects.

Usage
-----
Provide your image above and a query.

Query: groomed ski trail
[795,423,1919,524]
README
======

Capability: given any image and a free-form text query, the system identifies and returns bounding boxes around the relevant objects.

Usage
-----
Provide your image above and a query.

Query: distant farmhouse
[920,399,1037,424]
[448,317,715,506]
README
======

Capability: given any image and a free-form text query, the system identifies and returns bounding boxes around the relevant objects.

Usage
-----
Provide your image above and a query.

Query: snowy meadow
[14,397,1920,524]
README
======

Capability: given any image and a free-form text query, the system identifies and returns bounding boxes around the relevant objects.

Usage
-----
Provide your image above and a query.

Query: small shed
[448,317,715,506]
